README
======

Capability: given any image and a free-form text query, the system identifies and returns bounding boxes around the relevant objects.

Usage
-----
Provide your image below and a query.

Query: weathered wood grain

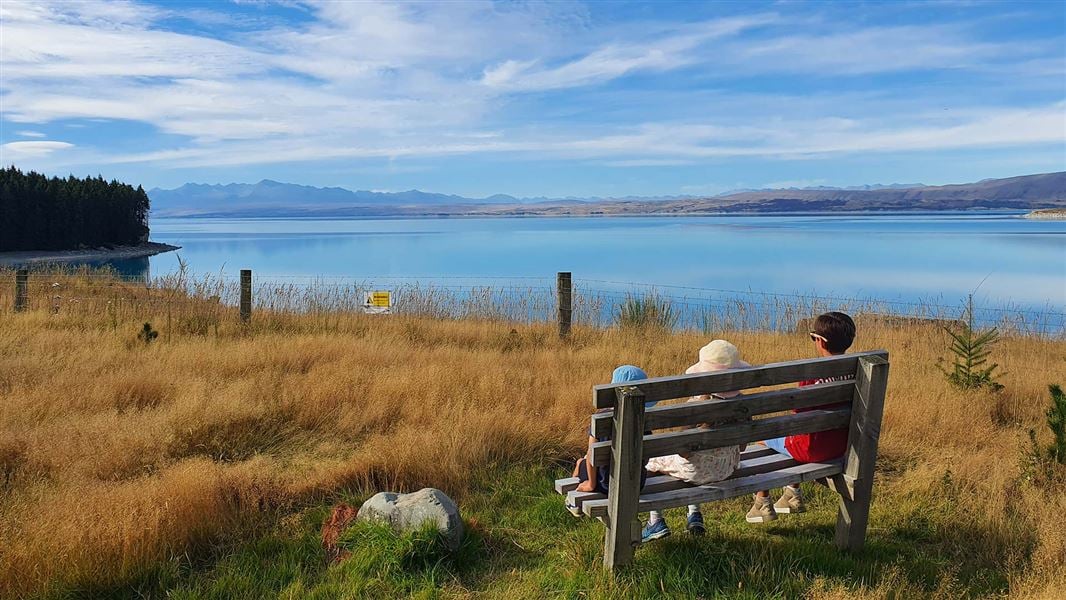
[554,445,786,495]
[557,271,572,339]
[603,386,645,571]
[592,351,886,409]
[239,269,252,323]
[591,380,854,439]
[583,460,843,517]
[834,354,889,552]
[591,408,851,467]
[561,449,797,515]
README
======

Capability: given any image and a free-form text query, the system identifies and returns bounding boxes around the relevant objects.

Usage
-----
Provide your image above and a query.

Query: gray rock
[357,488,463,551]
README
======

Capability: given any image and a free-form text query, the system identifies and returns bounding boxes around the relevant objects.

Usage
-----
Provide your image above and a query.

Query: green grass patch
[54,464,1014,599]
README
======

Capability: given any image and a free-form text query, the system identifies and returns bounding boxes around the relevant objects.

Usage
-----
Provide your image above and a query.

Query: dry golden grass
[0,270,1063,598]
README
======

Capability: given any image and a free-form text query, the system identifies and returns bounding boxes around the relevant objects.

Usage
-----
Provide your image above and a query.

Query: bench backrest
[588,351,889,468]
[591,351,890,570]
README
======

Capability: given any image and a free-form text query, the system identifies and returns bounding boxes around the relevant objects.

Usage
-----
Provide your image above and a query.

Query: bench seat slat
[592,351,886,408]
[591,380,854,440]
[591,408,851,466]
[553,446,779,495]
[728,451,798,478]
[737,445,776,460]
[561,450,798,516]
[582,459,843,518]
[555,477,580,494]
[565,473,695,512]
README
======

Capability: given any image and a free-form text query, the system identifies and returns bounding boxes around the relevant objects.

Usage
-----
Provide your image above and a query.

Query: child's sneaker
[564,493,582,517]
[686,511,705,536]
[774,485,806,514]
[641,519,671,542]
[745,494,778,523]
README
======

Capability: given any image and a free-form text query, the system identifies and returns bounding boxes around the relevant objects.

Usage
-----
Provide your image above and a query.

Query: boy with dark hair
[746,311,857,523]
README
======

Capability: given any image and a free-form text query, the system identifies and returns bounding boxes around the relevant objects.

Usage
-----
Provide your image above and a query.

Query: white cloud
[15,131,47,138]
[0,1,1062,174]
[73,101,1063,170]
[731,25,1000,75]
[481,15,777,91]
[1,141,75,158]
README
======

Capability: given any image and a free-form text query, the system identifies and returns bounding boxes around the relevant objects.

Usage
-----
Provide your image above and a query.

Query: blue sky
[1,0,1064,197]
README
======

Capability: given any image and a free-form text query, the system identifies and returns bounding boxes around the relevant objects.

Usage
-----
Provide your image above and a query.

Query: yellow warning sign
[369,291,391,308]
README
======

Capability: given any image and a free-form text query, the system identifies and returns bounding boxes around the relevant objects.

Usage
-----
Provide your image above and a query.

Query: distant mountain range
[147,179,695,216]
[149,172,1066,217]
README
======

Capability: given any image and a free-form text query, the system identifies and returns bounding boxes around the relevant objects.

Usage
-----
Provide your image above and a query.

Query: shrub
[614,293,678,331]
[939,295,1002,391]
[137,322,159,345]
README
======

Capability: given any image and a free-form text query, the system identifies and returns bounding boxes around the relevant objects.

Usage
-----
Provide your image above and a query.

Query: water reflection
[91,213,1066,315]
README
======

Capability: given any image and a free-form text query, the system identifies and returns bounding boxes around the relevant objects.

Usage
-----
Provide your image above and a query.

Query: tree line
[0,166,150,251]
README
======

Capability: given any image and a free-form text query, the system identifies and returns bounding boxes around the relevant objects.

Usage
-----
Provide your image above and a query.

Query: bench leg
[835,354,888,553]
[602,385,645,572]
[834,476,872,552]
[603,515,641,570]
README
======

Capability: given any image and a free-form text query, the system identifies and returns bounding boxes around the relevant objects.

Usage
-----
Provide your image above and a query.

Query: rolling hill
[149,172,1066,217]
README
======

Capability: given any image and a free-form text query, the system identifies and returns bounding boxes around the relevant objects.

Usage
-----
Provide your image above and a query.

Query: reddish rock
[321,503,358,564]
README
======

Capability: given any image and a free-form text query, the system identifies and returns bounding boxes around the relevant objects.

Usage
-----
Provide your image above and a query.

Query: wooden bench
[554,351,889,571]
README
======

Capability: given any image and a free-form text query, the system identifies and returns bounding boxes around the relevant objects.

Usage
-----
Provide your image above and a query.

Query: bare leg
[576,433,600,491]
[574,457,598,492]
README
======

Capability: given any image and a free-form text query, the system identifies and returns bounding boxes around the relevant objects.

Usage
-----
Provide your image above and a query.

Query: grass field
[0,270,1063,599]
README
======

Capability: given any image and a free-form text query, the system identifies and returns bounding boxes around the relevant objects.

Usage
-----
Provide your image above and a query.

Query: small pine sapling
[939,295,1003,391]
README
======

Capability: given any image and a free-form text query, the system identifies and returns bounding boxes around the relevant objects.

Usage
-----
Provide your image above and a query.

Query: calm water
[122,212,1065,327]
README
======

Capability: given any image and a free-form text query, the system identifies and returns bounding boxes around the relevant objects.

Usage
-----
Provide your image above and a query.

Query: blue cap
[611,365,656,408]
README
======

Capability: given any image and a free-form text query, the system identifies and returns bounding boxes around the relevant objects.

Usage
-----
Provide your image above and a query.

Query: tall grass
[0,269,1063,597]
[3,266,1059,336]
[613,293,679,330]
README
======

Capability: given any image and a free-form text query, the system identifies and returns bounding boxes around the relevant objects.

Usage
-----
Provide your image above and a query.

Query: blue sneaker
[641,519,671,543]
[686,511,705,536]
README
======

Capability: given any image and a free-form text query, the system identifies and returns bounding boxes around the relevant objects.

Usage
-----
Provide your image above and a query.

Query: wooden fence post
[603,385,645,571]
[14,269,28,312]
[557,271,572,338]
[239,269,252,323]
[834,353,889,552]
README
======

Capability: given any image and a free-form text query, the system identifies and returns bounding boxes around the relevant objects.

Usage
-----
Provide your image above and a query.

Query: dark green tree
[0,166,150,251]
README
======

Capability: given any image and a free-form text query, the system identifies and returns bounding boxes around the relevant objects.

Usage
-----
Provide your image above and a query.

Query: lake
[122,212,1065,330]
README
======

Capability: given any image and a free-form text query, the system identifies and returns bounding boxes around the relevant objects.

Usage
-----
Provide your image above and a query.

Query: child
[568,365,654,510]
[746,311,857,523]
[642,339,751,541]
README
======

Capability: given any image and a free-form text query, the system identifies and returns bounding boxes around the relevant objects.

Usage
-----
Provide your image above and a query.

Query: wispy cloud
[1,141,75,158]
[480,15,777,91]
[1,0,1062,181]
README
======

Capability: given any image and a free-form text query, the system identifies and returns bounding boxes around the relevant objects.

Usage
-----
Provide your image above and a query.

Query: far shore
[1025,208,1066,220]
[0,241,180,267]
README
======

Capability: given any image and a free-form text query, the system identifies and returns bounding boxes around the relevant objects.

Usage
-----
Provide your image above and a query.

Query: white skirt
[645,445,741,485]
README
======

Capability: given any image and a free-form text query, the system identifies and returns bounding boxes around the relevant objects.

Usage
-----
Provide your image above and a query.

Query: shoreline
[0,241,180,267]
[1025,208,1066,220]
[152,207,1042,220]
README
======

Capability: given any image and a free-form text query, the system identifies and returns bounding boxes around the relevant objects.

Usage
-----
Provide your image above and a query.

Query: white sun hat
[685,339,750,399]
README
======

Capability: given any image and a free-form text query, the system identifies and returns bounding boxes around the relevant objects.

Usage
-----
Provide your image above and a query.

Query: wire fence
[2,265,1063,337]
